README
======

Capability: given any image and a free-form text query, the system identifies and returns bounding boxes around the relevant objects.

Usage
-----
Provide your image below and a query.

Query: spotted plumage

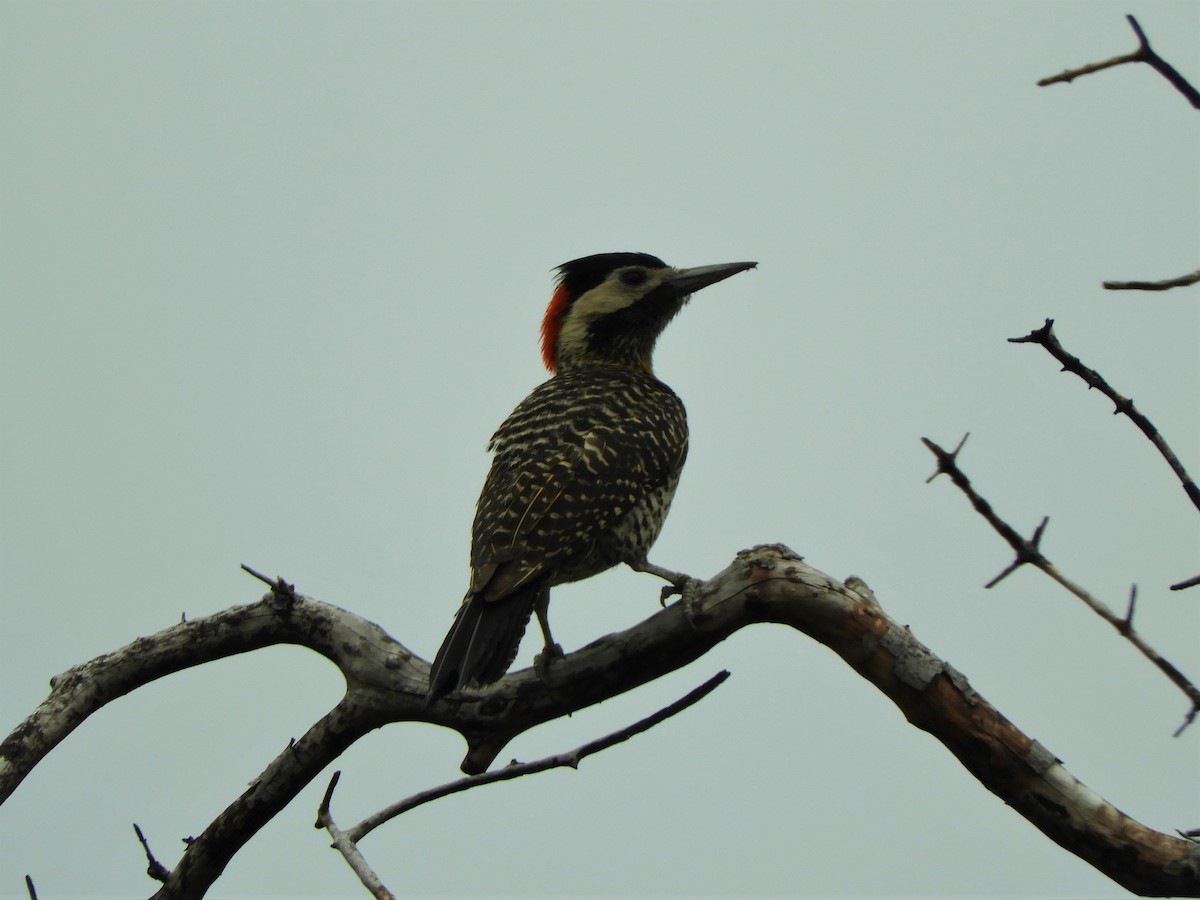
[427,252,755,699]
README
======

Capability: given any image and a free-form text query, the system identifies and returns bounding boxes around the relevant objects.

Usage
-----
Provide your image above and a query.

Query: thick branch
[0,592,426,804]
[419,547,1200,895]
[4,548,1198,897]
[740,550,1200,895]
[151,695,381,899]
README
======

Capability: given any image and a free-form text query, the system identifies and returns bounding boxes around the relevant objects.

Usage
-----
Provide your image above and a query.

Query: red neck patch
[540,282,571,373]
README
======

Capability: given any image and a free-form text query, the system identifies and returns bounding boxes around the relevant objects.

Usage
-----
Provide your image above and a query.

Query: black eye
[619,269,647,286]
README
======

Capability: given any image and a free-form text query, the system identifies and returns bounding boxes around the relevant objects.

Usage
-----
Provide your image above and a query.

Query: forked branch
[1038,15,1198,293]
[5,548,1198,897]
[319,671,728,894]
[1038,14,1200,109]
[316,773,396,900]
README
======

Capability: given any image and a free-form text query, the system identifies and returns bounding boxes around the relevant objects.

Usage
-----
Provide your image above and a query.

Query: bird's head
[540,252,757,374]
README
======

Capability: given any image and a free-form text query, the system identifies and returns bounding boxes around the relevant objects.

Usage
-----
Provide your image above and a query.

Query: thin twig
[315,772,396,900]
[240,563,274,586]
[315,672,729,894]
[1104,270,1200,292]
[1170,574,1200,592]
[923,436,1200,736]
[1038,14,1200,110]
[240,563,298,607]
[347,670,730,843]
[1038,17,1199,292]
[921,435,1048,586]
[1176,706,1200,738]
[1037,49,1142,86]
[1122,585,1138,635]
[1010,319,1200,515]
[24,875,37,900]
[133,823,171,884]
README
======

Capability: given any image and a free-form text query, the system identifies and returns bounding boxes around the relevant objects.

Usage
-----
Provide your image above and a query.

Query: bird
[426,252,756,700]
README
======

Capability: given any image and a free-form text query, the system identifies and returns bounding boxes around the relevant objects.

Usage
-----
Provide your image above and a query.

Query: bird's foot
[664,578,704,628]
[629,558,703,627]
[657,576,691,604]
[533,642,565,682]
[631,558,692,606]
[628,561,700,628]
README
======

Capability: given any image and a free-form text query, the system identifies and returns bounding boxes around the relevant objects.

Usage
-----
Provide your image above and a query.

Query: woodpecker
[427,252,756,700]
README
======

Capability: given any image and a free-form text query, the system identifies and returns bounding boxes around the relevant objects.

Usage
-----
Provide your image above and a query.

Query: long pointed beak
[667,261,758,295]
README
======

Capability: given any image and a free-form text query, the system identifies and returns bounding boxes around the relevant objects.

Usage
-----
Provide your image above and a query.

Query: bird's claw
[534,643,565,682]
[659,577,702,628]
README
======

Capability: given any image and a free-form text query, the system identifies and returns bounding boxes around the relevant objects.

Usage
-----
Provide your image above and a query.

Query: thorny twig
[923,435,1200,736]
[1122,584,1138,635]
[1009,319,1200,516]
[921,434,1048,582]
[1038,14,1200,110]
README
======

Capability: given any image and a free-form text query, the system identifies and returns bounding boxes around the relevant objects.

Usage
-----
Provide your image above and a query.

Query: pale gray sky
[2,2,1198,897]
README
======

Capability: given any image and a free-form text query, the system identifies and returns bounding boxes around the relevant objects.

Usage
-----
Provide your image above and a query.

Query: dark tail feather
[427,587,538,701]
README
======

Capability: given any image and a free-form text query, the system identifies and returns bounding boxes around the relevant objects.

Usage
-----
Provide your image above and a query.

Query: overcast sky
[2,2,1198,897]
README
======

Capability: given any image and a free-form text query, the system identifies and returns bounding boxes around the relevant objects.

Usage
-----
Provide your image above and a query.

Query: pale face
[554,264,682,371]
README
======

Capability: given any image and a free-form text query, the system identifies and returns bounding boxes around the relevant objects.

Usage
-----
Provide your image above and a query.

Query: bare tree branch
[1104,270,1200,292]
[920,433,1050,586]
[318,671,727,892]
[5,547,1199,897]
[151,696,389,899]
[923,437,1200,736]
[347,670,729,844]
[1038,16,1199,291]
[0,590,426,805]
[1038,14,1200,109]
[1010,319,1200,515]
